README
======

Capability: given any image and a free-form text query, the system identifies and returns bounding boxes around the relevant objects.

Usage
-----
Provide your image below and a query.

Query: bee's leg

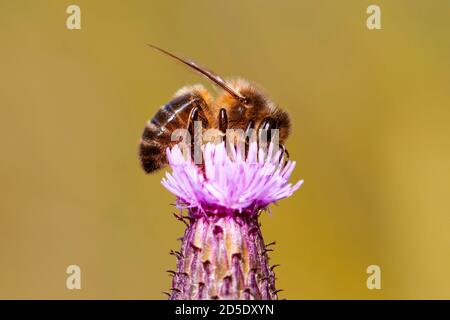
[278,143,290,163]
[187,106,199,132]
[244,120,255,157]
[258,117,289,161]
[218,108,228,134]
[258,117,278,147]
[187,106,201,162]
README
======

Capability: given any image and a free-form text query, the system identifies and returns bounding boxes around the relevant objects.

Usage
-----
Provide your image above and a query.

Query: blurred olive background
[1,0,450,299]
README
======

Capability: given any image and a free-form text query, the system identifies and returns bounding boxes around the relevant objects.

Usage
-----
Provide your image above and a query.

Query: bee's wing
[147,44,247,104]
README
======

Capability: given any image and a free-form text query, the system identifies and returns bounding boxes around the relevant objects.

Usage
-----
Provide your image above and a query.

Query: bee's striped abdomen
[139,92,208,173]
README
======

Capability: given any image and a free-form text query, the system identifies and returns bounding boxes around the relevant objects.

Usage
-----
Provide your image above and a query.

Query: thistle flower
[162,141,303,300]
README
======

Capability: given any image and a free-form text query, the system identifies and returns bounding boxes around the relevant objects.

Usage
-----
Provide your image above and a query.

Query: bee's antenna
[147,44,247,104]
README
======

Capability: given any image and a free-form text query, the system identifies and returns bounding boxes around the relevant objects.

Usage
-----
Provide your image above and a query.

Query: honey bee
[139,45,291,173]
